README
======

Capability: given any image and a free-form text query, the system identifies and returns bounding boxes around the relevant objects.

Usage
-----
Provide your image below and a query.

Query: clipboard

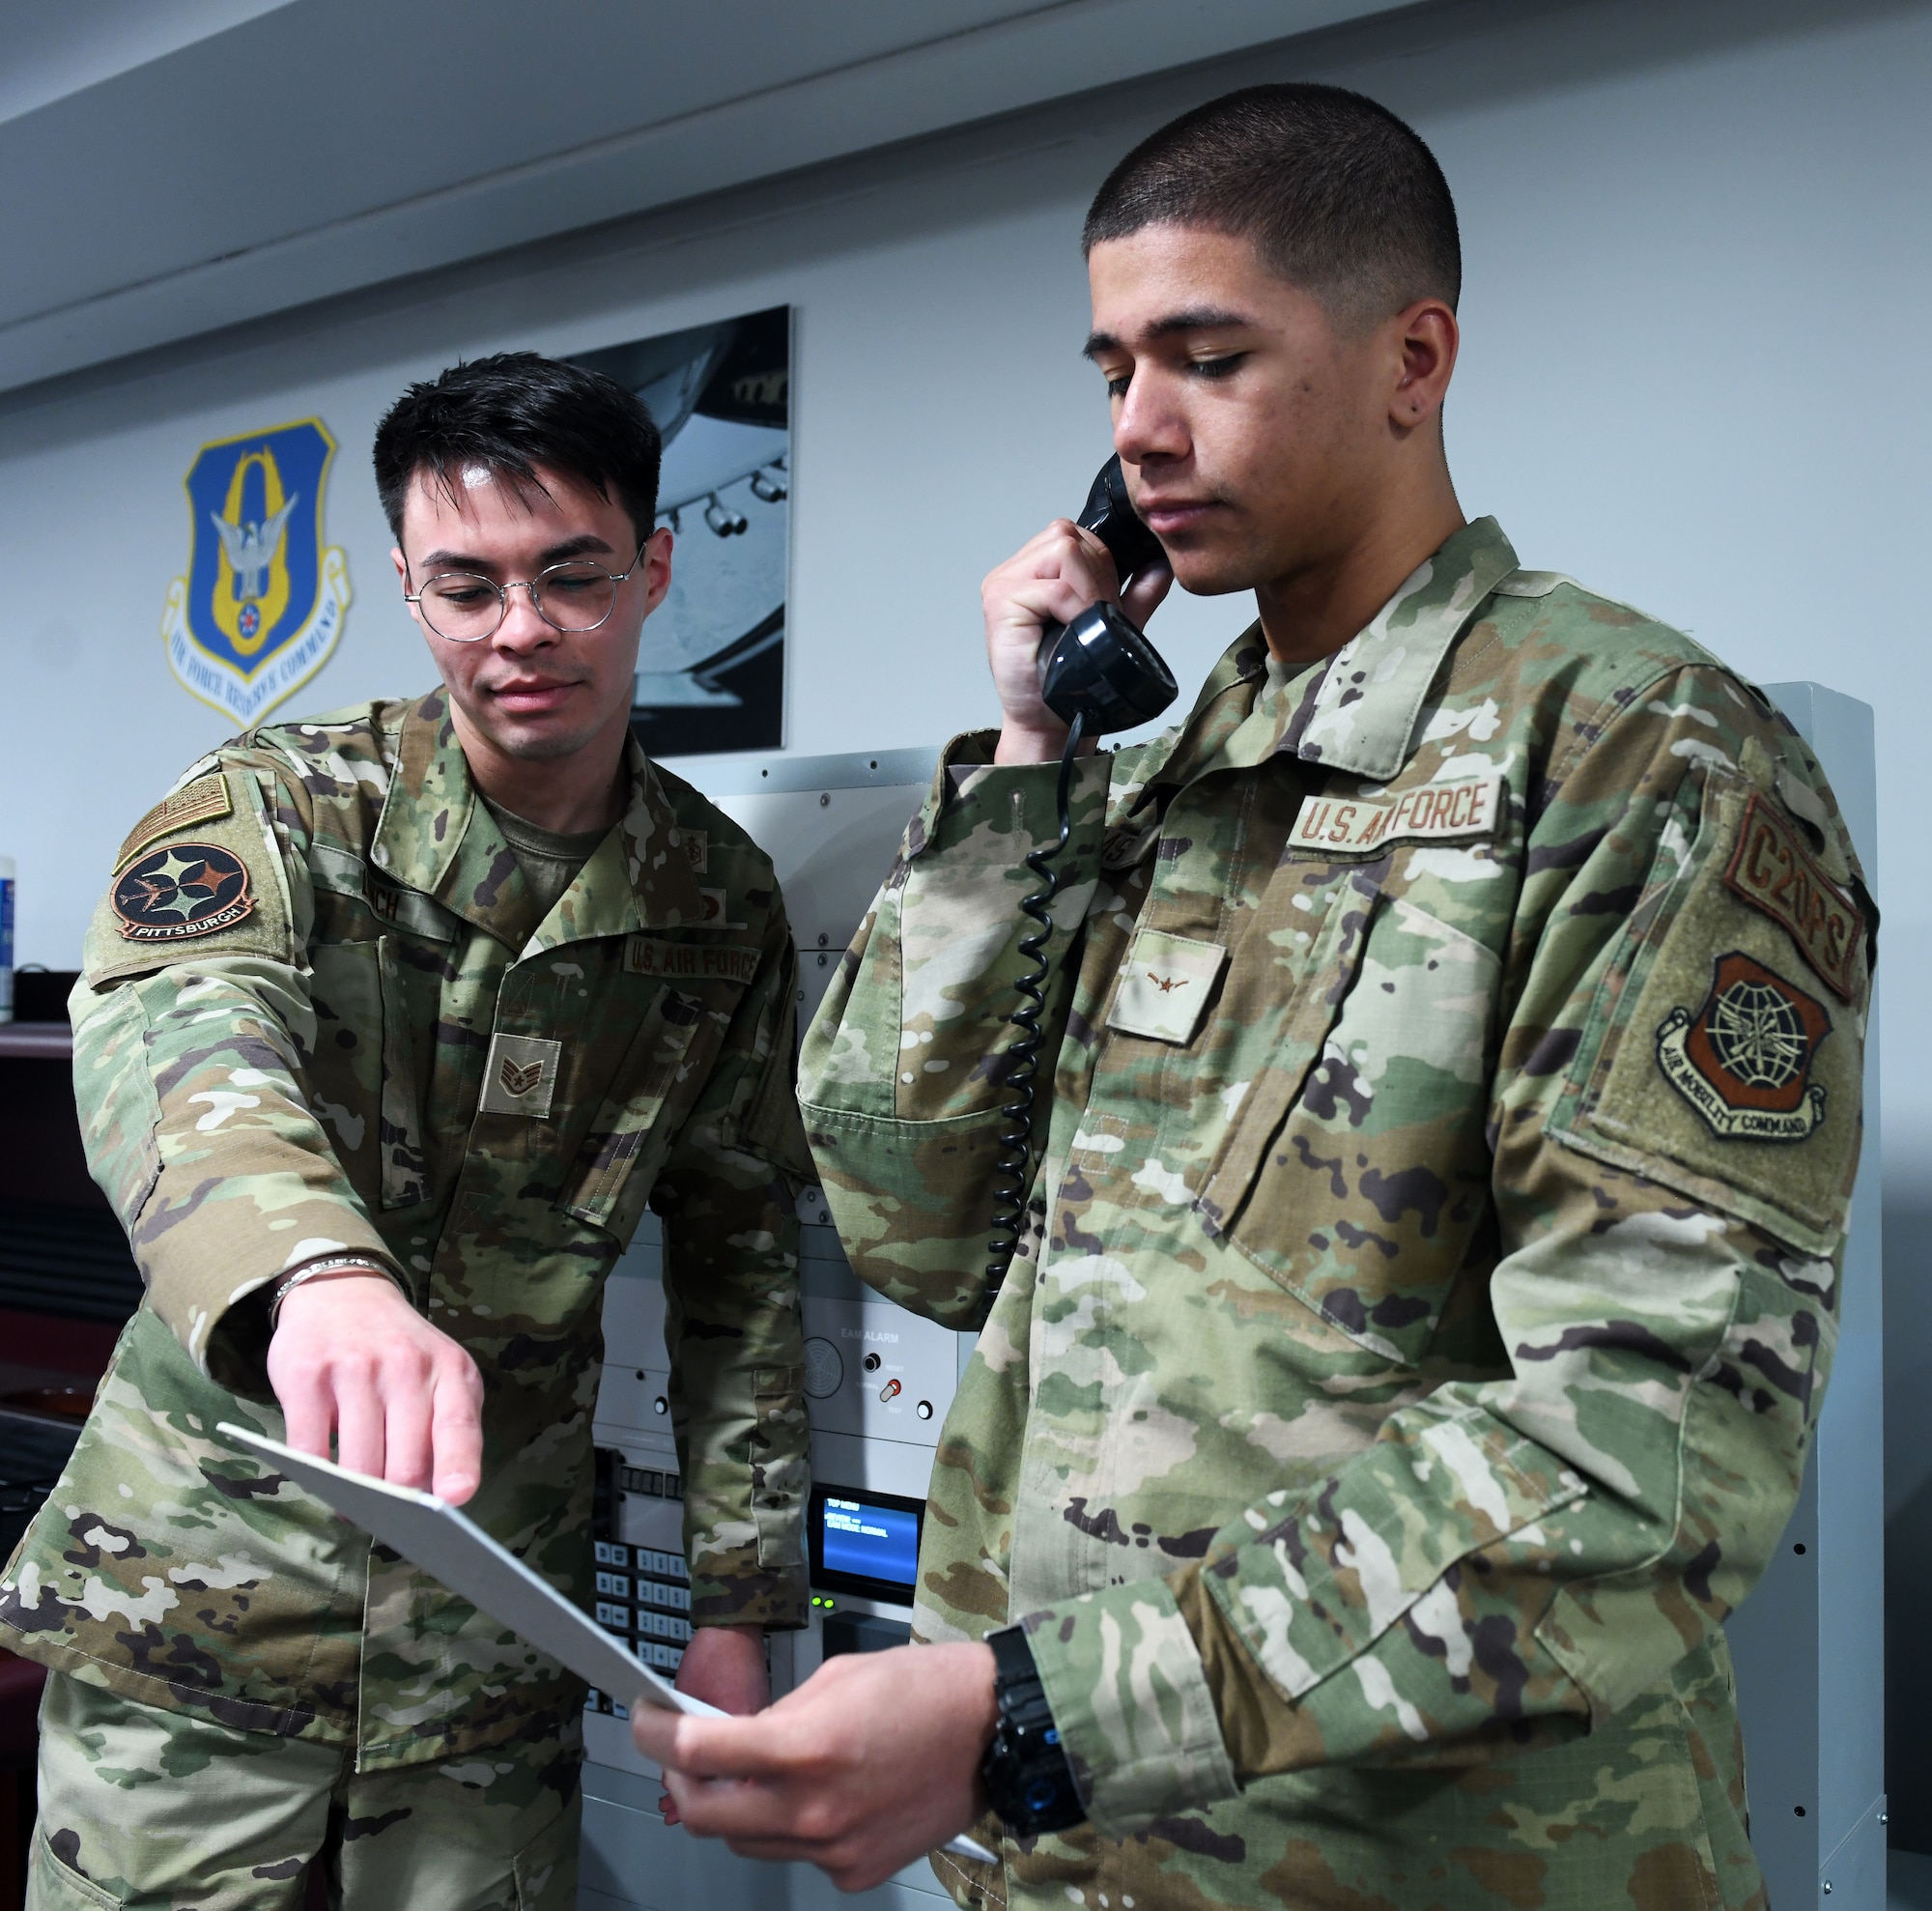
[219,1423,707,1717]
[217,1423,1000,1866]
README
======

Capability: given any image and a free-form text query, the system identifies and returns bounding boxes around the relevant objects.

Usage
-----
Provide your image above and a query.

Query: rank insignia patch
[1657,951,1831,1141]
[477,1034,562,1119]
[159,418,352,727]
[1108,929,1227,1045]
[112,843,256,942]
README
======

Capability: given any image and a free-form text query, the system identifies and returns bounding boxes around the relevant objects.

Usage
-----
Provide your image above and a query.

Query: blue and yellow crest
[161,417,352,724]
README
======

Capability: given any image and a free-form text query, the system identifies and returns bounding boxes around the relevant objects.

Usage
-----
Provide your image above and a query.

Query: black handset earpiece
[1036,458,1179,734]
[986,461,1180,1292]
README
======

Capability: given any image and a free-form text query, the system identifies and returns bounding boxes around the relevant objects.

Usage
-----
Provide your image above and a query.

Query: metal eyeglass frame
[402,540,650,642]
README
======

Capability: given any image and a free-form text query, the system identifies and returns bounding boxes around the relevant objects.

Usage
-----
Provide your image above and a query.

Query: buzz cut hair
[373,351,662,546]
[1082,84,1461,331]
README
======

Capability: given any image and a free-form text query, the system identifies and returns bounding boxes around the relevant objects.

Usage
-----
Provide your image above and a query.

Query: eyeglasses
[403,542,648,642]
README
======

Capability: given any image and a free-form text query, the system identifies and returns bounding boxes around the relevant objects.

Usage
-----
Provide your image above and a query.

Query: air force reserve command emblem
[160,419,352,725]
[1657,950,1832,1141]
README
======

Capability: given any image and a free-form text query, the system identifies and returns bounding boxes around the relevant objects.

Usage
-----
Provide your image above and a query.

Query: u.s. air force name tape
[1290,769,1503,855]
[624,936,760,985]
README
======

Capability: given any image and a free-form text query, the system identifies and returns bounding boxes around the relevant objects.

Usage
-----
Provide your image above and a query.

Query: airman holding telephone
[639,83,1873,1911]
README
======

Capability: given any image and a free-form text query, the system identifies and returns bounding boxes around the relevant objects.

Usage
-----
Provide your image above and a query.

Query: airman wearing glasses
[4,354,811,1911]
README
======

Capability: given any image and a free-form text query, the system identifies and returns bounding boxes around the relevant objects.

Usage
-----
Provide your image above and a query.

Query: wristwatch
[979,1623,1086,1837]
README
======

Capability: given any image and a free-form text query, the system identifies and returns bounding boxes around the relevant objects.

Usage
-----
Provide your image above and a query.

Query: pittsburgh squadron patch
[112,843,256,943]
[1656,951,1831,1141]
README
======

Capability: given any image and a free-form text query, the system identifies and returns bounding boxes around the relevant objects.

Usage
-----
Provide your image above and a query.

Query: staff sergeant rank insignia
[1657,950,1831,1141]
[112,843,256,943]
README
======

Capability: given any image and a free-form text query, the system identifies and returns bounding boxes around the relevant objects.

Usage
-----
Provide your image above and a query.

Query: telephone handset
[1036,457,1179,734]
[986,459,1180,1290]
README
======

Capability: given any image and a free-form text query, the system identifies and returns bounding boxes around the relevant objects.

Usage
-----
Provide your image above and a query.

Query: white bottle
[0,855,13,1023]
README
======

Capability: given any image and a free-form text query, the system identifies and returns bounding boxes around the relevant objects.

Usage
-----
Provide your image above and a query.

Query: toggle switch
[878,1378,901,1403]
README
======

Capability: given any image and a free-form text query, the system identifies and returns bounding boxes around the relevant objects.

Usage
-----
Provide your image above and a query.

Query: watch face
[983,1684,1086,1837]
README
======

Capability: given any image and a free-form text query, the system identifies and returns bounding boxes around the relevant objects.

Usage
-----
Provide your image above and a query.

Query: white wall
[2,0,1928,1836]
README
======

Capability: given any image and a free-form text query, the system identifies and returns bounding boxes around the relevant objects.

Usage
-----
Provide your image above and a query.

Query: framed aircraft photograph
[572,306,790,756]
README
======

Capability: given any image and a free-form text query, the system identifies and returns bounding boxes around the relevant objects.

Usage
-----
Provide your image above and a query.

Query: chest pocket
[305,935,426,1212]
[1195,855,1501,1368]
[563,985,708,1242]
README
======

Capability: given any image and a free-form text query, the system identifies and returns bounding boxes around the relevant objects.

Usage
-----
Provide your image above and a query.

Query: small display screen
[810,1485,924,1602]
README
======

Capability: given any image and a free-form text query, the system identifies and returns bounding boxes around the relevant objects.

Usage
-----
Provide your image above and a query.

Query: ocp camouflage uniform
[2,691,810,1906]
[800,519,1873,1911]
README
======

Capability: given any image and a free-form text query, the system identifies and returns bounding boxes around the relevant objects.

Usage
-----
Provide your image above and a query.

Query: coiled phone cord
[985,709,1089,1291]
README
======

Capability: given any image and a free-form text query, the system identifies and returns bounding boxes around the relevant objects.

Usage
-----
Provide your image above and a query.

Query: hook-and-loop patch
[112,842,255,942]
[1720,792,1863,1001]
[1289,770,1501,857]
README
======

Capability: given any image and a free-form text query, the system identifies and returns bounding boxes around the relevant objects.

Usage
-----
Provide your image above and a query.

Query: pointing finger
[429,1356,484,1505]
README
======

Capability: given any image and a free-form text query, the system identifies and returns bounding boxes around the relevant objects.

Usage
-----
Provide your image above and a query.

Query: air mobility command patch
[1721,792,1864,1000]
[1656,952,1832,1141]
[112,842,255,942]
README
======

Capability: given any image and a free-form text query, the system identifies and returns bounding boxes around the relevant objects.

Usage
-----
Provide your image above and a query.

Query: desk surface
[0,1025,71,1061]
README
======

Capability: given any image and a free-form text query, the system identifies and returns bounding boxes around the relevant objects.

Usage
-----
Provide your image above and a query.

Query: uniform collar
[1139,517,1520,798]
[371,694,709,947]
[1283,516,1519,780]
[525,742,711,954]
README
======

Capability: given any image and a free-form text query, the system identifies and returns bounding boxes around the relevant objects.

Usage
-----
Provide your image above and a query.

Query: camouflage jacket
[800,520,1873,1910]
[0,692,810,1769]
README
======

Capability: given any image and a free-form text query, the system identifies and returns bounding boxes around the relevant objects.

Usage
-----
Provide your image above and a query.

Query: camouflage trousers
[26,1674,581,1911]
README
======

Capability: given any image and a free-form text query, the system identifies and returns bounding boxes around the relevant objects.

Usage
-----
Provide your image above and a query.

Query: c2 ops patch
[1657,951,1831,1142]
[112,842,256,943]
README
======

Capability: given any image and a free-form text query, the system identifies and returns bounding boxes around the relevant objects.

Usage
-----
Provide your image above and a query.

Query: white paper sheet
[216,1423,1000,1867]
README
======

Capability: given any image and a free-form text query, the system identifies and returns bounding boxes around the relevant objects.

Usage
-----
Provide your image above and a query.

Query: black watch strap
[979,1624,1086,1837]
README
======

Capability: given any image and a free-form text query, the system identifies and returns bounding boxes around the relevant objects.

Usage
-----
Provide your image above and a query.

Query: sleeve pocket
[1546,768,1868,1257]
[564,987,705,1241]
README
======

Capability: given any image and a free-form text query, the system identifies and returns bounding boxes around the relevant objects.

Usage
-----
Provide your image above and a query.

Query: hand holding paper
[216,1423,999,1869]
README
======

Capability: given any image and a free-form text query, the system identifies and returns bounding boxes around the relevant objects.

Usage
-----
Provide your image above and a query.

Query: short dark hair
[1083,84,1460,330]
[373,351,662,545]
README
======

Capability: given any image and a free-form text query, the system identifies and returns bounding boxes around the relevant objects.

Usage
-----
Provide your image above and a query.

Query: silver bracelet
[269,1255,395,1323]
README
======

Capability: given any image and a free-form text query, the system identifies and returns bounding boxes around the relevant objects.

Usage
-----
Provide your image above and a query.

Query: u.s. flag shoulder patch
[114,775,233,872]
